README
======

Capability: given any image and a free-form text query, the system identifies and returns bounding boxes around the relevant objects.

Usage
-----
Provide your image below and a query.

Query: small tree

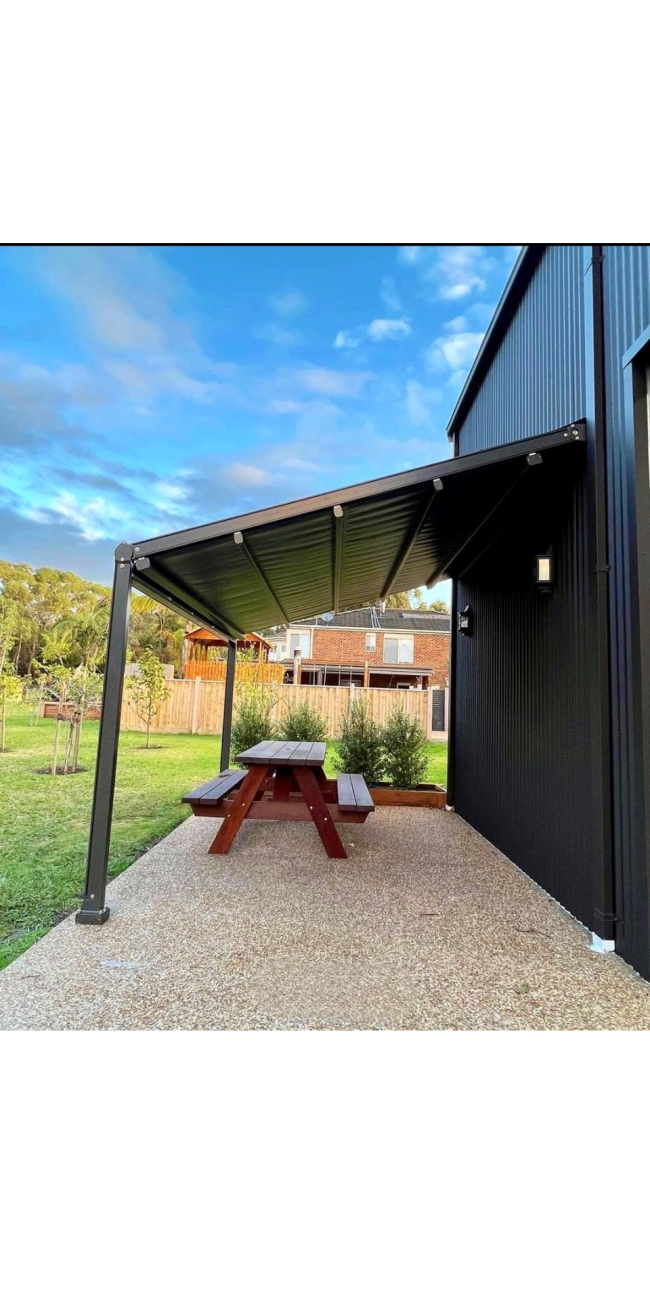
[0,667,22,752]
[282,701,327,742]
[125,650,171,748]
[382,706,429,789]
[66,666,104,771]
[0,589,19,676]
[230,681,278,763]
[334,698,385,785]
[39,664,73,774]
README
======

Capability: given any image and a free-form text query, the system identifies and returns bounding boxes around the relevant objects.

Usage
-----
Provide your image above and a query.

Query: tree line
[0,559,186,678]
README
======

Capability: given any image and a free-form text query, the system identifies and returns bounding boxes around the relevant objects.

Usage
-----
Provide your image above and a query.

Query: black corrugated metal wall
[453,246,605,936]
[452,244,650,976]
[457,245,586,455]
[602,246,650,975]
[452,457,599,929]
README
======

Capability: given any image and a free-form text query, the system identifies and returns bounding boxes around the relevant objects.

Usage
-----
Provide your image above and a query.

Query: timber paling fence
[120,680,442,740]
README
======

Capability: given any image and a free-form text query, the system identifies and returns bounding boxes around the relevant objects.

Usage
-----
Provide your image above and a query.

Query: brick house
[266,607,450,690]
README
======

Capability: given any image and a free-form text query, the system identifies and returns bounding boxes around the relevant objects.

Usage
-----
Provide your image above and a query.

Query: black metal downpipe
[584,245,616,942]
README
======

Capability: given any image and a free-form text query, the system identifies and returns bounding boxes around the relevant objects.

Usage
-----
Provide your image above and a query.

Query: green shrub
[382,707,428,789]
[282,701,327,742]
[230,682,278,763]
[334,697,385,785]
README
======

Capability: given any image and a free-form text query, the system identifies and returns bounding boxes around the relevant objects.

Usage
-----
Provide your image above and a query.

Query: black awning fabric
[130,424,585,638]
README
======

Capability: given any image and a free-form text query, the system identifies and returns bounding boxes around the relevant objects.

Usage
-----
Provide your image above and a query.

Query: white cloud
[426,329,484,375]
[39,247,183,352]
[256,322,303,347]
[444,316,468,333]
[270,399,303,414]
[268,288,306,317]
[465,302,495,328]
[34,246,241,410]
[103,359,234,405]
[292,366,372,397]
[334,329,361,349]
[223,462,271,487]
[398,246,422,265]
[405,379,442,427]
[435,247,489,299]
[155,482,189,501]
[398,245,495,303]
[380,276,401,313]
[49,491,129,541]
[367,318,411,342]
[334,318,411,348]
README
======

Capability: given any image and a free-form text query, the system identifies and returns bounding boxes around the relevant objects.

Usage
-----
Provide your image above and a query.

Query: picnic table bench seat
[336,773,375,813]
[182,768,247,808]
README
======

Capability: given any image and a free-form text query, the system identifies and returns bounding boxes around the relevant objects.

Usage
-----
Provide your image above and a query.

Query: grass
[0,705,447,970]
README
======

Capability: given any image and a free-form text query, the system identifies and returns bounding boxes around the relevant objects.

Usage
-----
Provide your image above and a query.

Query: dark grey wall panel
[453,457,599,930]
[457,246,586,454]
[602,245,650,975]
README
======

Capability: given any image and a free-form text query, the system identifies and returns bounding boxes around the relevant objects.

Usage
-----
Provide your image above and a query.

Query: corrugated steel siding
[452,246,597,930]
[457,246,586,454]
[453,458,599,928]
[602,245,650,974]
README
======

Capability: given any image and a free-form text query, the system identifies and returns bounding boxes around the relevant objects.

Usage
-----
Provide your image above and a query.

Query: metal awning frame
[76,420,585,926]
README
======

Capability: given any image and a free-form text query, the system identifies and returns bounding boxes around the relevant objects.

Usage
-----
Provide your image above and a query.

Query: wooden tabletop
[235,740,327,766]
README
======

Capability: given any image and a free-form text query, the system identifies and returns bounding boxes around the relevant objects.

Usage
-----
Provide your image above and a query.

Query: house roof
[294,609,450,633]
[128,421,585,641]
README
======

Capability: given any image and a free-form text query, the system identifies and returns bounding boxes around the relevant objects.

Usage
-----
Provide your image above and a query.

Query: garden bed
[368,782,446,808]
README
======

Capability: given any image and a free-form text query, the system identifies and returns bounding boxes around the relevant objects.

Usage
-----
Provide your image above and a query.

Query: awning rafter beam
[332,505,345,614]
[380,479,443,600]
[426,455,541,588]
[133,561,244,641]
[233,532,290,625]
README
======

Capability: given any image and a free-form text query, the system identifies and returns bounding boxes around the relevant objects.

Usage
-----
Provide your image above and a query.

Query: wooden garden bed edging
[368,783,446,808]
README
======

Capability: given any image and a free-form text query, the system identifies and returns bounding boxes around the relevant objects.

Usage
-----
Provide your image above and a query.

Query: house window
[365,632,376,652]
[384,634,413,664]
[289,631,311,658]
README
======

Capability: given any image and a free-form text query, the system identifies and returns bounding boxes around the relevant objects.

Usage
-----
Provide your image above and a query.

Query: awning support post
[220,639,237,771]
[76,546,132,925]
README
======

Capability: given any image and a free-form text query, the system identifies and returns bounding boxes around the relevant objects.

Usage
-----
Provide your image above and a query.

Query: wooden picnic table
[187,739,374,860]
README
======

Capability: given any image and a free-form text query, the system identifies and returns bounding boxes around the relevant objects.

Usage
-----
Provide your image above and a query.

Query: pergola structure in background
[181,627,272,679]
[77,422,585,925]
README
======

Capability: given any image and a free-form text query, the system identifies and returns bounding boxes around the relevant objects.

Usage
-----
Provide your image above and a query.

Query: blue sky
[0,245,518,595]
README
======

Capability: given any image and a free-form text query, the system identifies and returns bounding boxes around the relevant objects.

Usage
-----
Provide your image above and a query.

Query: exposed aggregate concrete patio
[2,808,650,1031]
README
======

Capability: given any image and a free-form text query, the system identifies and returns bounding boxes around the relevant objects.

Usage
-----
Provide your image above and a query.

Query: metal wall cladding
[453,459,598,928]
[457,245,586,455]
[602,245,650,974]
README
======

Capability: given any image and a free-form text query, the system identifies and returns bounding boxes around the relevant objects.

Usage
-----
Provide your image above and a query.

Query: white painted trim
[590,933,615,954]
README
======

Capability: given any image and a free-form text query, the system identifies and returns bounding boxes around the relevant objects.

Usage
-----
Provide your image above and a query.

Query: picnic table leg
[294,767,347,859]
[209,764,268,854]
[273,765,292,801]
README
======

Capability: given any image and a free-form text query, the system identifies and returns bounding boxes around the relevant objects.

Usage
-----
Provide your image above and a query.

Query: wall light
[535,549,554,594]
[458,605,472,635]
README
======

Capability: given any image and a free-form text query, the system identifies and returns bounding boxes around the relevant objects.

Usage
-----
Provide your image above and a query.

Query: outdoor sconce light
[458,605,472,635]
[535,549,554,595]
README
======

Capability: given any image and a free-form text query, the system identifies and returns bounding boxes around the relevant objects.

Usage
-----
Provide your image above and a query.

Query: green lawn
[0,705,447,970]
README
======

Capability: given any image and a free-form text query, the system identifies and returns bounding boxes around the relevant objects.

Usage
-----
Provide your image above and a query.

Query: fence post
[191,676,202,734]
[426,686,434,740]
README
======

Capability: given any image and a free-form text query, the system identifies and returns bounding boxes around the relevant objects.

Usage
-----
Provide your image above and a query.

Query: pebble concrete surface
[2,809,650,1030]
